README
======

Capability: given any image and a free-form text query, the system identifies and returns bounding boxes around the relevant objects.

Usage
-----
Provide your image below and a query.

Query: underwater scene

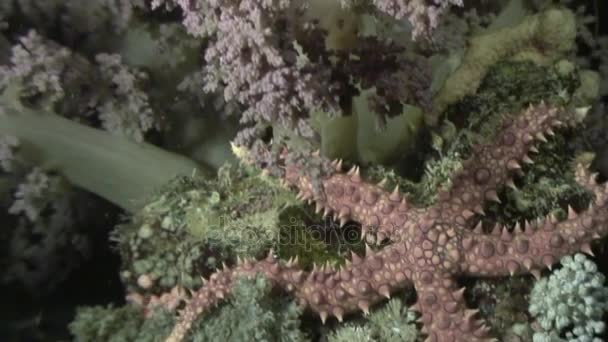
[1,0,608,341]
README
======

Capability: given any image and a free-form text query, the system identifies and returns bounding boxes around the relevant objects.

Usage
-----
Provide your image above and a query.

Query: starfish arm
[438,104,569,220]
[283,158,412,242]
[412,272,495,342]
[165,243,414,342]
[459,164,608,278]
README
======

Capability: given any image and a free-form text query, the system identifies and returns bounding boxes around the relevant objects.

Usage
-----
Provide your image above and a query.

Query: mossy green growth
[446,60,579,131]
[114,163,306,292]
[69,276,307,342]
[448,61,591,225]
[276,205,366,269]
[190,275,308,342]
[368,61,581,207]
[365,155,464,208]
[483,134,593,226]
[328,298,418,342]
[69,304,174,342]
[371,61,589,224]
[467,277,534,341]
[446,61,591,226]
[180,165,299,247]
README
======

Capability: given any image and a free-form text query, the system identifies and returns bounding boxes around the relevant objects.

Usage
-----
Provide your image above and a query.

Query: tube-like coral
[0,102,201,212]
[432,8,576,123]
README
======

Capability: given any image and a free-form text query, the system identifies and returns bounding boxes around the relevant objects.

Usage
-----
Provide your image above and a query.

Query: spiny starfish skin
[165,103,608,342]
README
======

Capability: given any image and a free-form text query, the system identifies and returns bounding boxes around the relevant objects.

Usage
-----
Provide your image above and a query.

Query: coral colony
[1,1,608,342]
[167,104,607,342]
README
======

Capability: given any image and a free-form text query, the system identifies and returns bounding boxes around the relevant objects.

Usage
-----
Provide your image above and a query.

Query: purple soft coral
[153,0,342,146]
[339,0,463,38]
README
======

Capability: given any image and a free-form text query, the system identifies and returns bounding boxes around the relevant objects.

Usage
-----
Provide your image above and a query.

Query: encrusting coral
[165,102,608,342]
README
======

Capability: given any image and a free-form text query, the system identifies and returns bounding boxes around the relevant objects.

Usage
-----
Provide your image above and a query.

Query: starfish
[165,103,608,342]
